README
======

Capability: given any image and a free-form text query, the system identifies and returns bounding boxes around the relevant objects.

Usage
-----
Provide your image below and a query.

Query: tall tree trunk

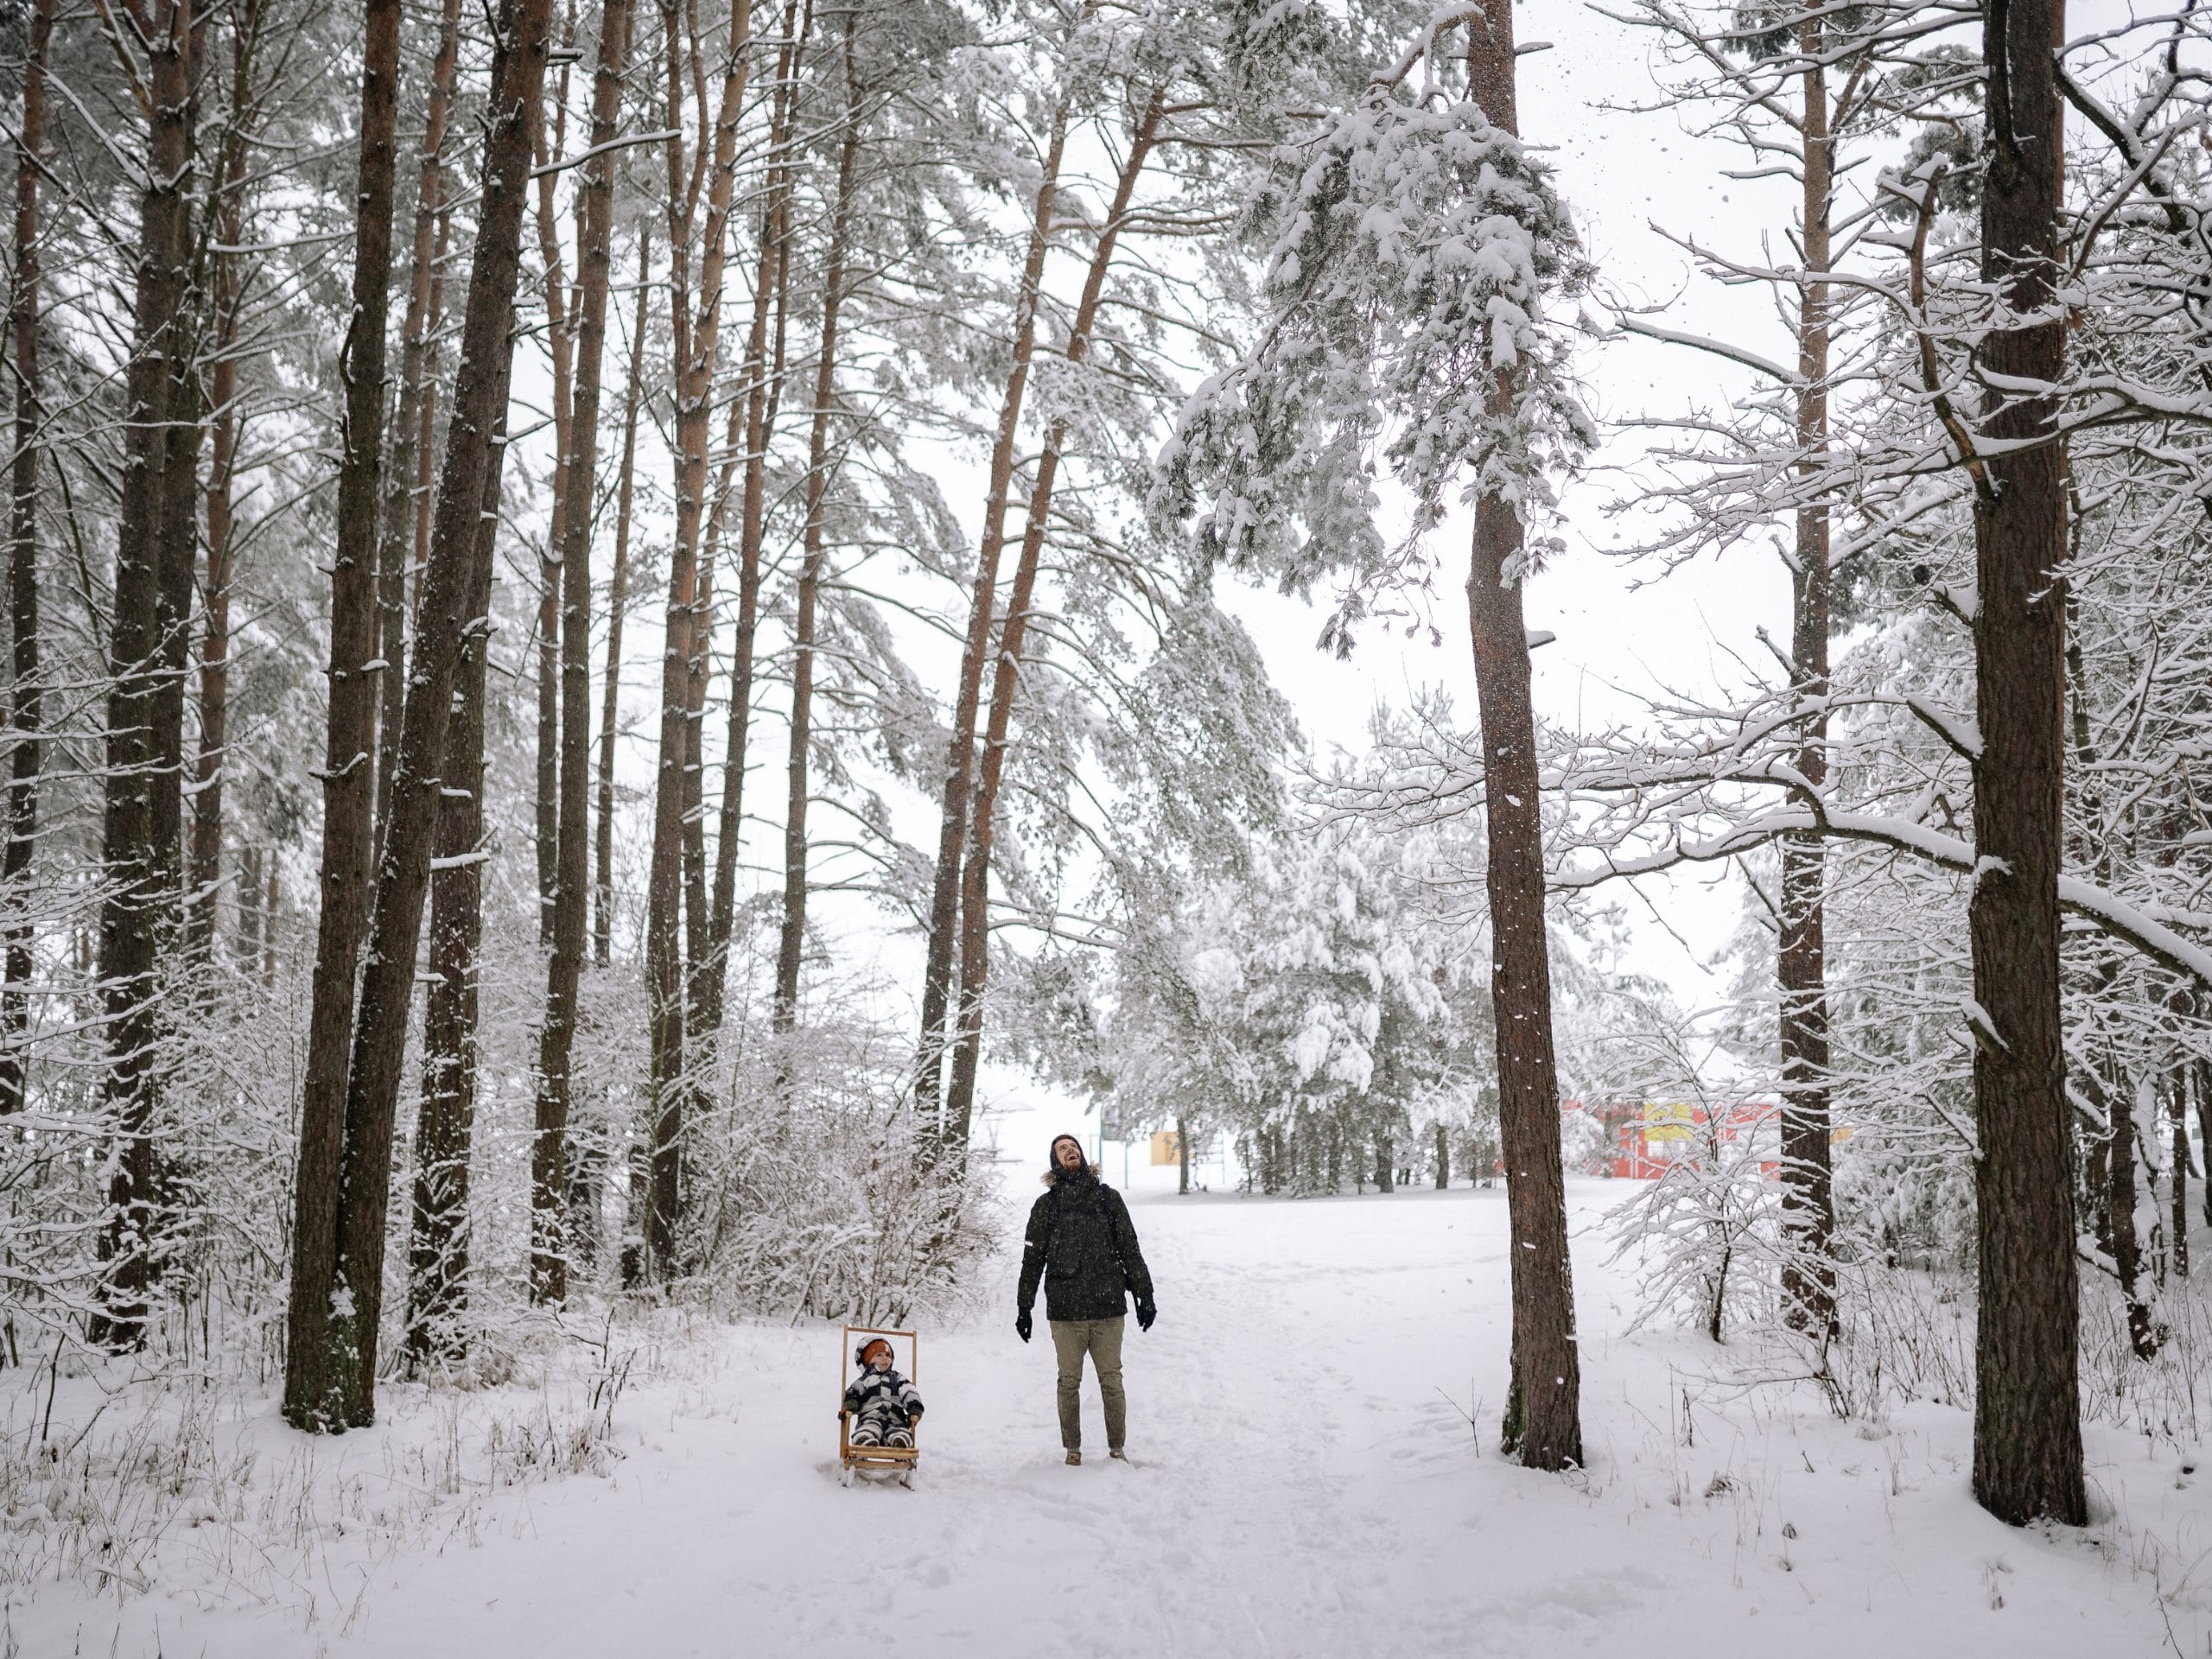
[1434,1122,1449,1189]
[152,270,205,949]
[645,0,753,1274]
[644,21,695,1275]
[677,0,775,1084]
[532,0,634,1306]
[2172,1064,2190,1279]
[0,0,53,1116]
[532,18,579,948]
[95,0,204,1351]
[2197,1060,2211,1230]
[941,92,1163,1145]
[314,0,552,1428]
[913,96,1071,1131]
[1967,0,2085,1527]
[596,238,650,967]
[702,0,804,1027]
[2099,1057,2158,1357]
[403,380,503,1370]
[373,0,465,861]
[281,0,404,1425]
[772,34,861,1033]
[236,843,262,973]
[1464,12,1580,1471]
[1778,35,1836,1338]
[189,8,261,962]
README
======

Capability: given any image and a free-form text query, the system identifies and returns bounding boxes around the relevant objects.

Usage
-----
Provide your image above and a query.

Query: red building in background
[1563,1099,1782,1180]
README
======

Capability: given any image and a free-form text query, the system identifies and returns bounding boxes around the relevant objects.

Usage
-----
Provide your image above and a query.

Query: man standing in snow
[1016,1132,1156,1465]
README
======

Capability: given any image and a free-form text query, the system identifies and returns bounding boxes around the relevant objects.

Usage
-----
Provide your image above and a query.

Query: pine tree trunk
[2100,1058,2159,1356]
[193,350,234,961]
[1465,4,1581,1474]
[704,3,805,1027]
[645,0,753,1274]
[674,0,761,1088]
[2198,1060,2212,1230]
[95,0,205,1351]
[1967,0,2086,1527]
[316,0,552,1427]
[152,314,204,935]
[941,93,1162,1145]
[189,17,261,962]
[1778,35,1836,1337]
[236,843,262,973]
[532,0,634,1306]
[2172,1066,2190,1279]
[281,0,405,1423]
[409,195,456,612]
[532,35,578,950]
[372,0,464,861]
[0,0,53,1116]
[596,239,650,968]
[1434,1122,1449,1189]
[403,419,499,1370]
[914,99,1070,1131]
[772,46,861,1036]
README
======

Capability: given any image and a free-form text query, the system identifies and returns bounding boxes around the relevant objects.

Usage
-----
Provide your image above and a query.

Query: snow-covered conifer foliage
[1160,81,1594,641]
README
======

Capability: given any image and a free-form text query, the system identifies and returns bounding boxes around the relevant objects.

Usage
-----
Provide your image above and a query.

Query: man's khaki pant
[1049,1315,1126,1452]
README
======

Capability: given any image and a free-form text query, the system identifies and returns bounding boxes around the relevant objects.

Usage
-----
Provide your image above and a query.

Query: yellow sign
[1150,1131,1181,1166]
[1642,1102,1695,1144]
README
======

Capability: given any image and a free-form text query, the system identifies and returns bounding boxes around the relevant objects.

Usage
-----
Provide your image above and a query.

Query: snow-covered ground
[13,1099,2209,1657]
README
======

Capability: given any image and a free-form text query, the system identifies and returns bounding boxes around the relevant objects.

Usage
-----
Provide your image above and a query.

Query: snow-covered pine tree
[1160,6,1593,1470]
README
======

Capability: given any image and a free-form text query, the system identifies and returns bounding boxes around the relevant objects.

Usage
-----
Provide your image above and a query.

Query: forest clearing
[16,1093,2209,1657]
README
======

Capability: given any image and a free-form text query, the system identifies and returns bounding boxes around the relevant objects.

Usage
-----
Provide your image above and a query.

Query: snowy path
[24,1145,2206,1657]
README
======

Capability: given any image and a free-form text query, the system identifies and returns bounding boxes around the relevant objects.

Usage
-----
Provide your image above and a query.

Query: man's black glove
[1135,1295,1156,1332]
[1015,1309,1033,1343]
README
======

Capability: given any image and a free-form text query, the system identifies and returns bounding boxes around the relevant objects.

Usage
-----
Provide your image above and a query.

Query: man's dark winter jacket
[1018,1164,1154,1323]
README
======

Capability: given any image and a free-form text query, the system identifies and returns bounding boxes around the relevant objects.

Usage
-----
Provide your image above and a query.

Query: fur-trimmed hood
[1044,1133,1096,1185]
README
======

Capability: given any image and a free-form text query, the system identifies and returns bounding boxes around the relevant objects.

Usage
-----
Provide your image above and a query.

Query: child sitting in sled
[842,1336,924,1447]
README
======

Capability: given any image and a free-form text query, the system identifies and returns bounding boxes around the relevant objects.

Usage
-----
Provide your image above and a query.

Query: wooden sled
[839,1323,919,1489]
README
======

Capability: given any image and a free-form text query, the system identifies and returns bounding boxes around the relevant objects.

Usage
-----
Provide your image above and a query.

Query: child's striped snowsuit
[844,1368,922,1446]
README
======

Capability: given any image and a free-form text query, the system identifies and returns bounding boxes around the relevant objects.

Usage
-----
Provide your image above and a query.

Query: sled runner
[838,1324,919,1490]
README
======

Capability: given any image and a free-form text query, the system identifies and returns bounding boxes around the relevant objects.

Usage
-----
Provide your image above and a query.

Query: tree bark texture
[95,0,202,1351]
[0,0,53,1115]
[403,394,503,1370]
[703,0,805,1034]
[189,12,262,961]
[282,0,405,1424]
[531,32,578,950]
[1465,10,1581,1471]
[314,0,551,1427]
[1778,35,1836,1337]
[941,91,1163,1145]
[772,36,861,1033]
[1967,0,2087,1527]
[2104,1062,2159,1356]
[642,0,752,1274]
[913,96,1070,1130]
[2171,1066,2190,1280]
[532,0,634,1306]
[596,238,650,967]
[674,0,766,1090]
[372,0,465,861]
